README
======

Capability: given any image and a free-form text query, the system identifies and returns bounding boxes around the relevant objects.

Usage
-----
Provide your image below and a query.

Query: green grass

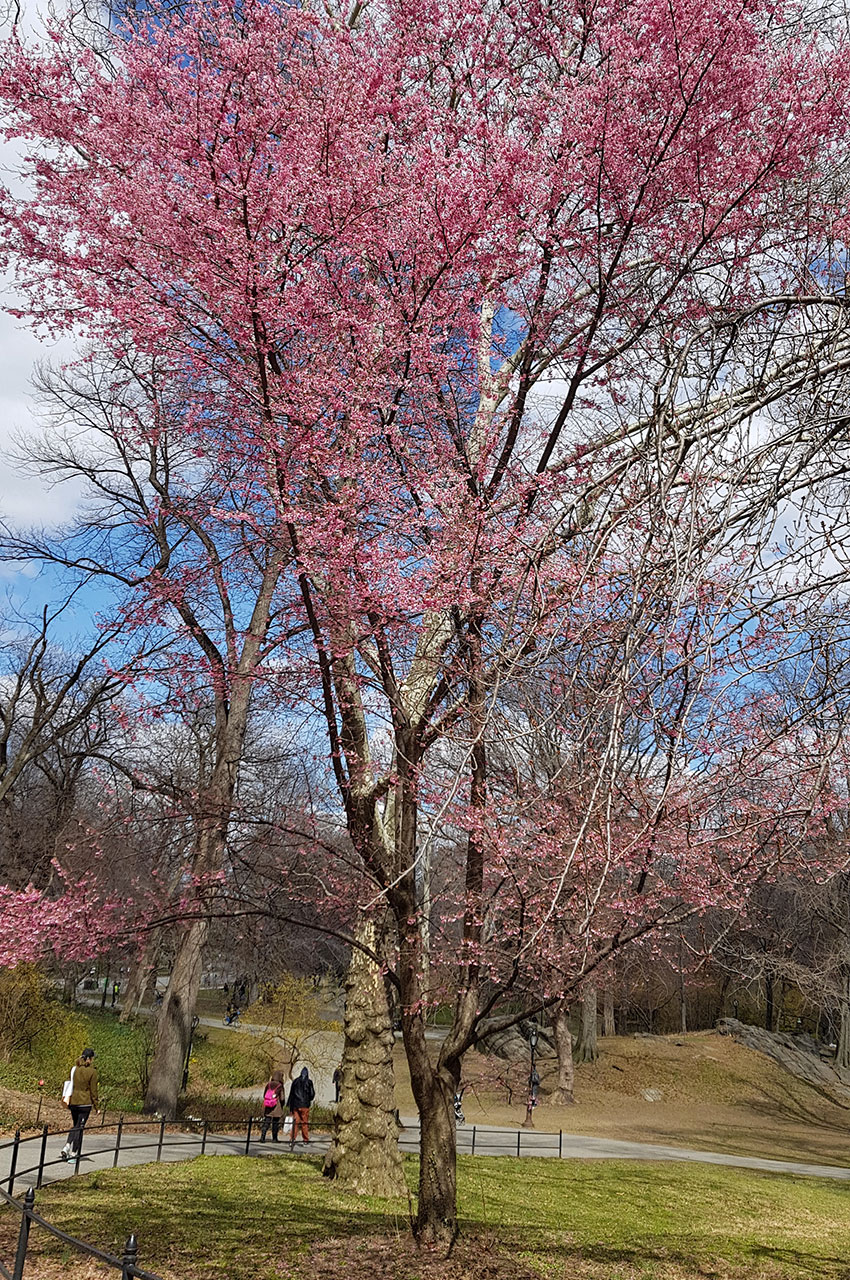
[0,1008,269,1120]
[0,1008,147,1113]
[9,1154,850,1279]
[189,1028,272,1089]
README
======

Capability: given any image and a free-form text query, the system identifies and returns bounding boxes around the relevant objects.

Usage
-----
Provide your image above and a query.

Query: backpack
[263,1085,279,1108]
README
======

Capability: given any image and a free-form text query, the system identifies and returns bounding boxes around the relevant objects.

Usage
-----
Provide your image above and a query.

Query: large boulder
[716,1017,850,1094]
[474,1018,556,1060]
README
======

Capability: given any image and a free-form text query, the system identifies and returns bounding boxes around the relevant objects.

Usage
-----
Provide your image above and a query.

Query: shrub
[0,966,83,1064]
[190,1031,273,1089]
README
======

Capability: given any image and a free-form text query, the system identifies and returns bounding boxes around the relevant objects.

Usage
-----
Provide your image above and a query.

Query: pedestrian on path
[260,1071,285,1142]
[61,1049,98,1162]
[287,1066,315,1146]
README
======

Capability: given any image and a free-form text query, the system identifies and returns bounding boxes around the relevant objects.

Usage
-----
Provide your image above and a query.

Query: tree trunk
[322,916,405,1196]
[415,1076,458,1249]
[140,551,282,1114]
[144,918,207,1117]
[120,929,163,1024]
[551,998,575,1104]
[603,987,615,1038]
[713,973,731,1026]
[765,972,775,1033]
[575,980,598,1063]
[837,973,850,1071]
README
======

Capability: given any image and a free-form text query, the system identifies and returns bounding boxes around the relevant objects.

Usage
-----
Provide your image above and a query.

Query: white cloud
[0,124,83,533]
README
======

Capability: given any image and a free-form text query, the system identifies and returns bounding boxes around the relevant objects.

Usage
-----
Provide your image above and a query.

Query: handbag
[61,1066,75,1107]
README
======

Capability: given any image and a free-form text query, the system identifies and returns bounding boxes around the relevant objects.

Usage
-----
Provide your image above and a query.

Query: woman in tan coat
[61,1048,98,1161]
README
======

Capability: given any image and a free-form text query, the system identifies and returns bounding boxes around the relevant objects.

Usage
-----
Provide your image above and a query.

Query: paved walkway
[3,1120,849,1195]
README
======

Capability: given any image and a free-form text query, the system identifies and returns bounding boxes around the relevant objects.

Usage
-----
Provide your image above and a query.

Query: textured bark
[602,987,615,1038]
[575,980,599,1063]
[415,1079,457,1249]
[838,973,850,1071]
[322,916,405,1196]
[144,918,207,1117]
[551,999,575,1104]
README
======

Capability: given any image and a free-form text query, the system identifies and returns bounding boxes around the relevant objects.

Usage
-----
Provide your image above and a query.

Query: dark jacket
[287,1068,315,1111]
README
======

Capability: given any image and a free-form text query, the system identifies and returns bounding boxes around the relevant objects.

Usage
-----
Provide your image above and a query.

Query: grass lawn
[3,1153,850,1279]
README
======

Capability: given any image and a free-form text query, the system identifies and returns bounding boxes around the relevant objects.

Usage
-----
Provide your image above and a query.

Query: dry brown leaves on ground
[286,1234,542,1280]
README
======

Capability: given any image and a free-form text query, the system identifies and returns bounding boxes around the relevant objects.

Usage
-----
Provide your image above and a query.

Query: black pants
[260,1108,280,1140]
[68,1104,91,1155]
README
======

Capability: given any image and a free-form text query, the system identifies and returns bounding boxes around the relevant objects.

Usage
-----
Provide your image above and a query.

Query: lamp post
[522,1023,540,1128]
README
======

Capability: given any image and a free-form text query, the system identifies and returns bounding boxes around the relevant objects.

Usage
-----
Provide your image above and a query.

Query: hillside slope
[393,1030,850,1166]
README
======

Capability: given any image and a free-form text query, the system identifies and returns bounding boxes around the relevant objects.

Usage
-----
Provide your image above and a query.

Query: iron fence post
[156,1117,165,1163]
[201,1120,208,1156]
[11,1186,34,1280]
[36,1125,48,1190]
[113,1117,124,1169]
[244,1115,253,1155]
[516,1129,521,1158]
[8,1129,20,1196]
[558,1129,562,1159]
[471,1125,476,1155]
[121,1232,138,1280]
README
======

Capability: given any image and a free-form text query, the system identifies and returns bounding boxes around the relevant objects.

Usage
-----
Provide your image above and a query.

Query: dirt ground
[0,1083,68,1134]
[393,1030,850,1167]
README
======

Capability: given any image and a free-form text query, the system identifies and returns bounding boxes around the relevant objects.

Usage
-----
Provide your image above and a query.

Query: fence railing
[0,1117,252,1280]
[1,1114,308,1199]
[0,1181,156,1280]
[0,1111,338,1278]
[0,1111,569,1277]
[452,1124,565,1157]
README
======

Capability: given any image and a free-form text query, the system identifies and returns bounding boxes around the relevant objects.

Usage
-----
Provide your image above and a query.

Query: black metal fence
[0,1181,153,1280]
[458,1124,566,1156]
[0,1112,332,1278]
[0,1118,240,1280]
[0,1113,568,1277]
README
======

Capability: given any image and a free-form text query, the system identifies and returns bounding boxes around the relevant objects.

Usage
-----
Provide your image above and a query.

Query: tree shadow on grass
[0,1156,410,1280]
[499,1237,850,1280]
[4,1155,849,1280]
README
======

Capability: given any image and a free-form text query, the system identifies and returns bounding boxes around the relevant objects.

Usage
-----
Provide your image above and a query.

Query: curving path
[2,1120,849,1195]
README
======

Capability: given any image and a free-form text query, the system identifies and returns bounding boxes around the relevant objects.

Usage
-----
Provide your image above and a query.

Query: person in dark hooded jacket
[286,1066,316,1145]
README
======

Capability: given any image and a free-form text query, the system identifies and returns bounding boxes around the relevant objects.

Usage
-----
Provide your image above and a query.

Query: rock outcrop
[716,1017,850,1097]
[474,1018,556,1061]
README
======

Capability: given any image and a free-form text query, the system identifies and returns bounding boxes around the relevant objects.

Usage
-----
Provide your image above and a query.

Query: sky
[0,85,94,631]
[0,0,84,541]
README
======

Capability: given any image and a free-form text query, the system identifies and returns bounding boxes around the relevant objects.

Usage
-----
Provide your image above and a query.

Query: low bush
[0,967,88,1076]
[189,1030,273,1090]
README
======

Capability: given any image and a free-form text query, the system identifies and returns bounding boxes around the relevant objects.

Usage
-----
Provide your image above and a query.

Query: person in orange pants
[286,1066,316,1146]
